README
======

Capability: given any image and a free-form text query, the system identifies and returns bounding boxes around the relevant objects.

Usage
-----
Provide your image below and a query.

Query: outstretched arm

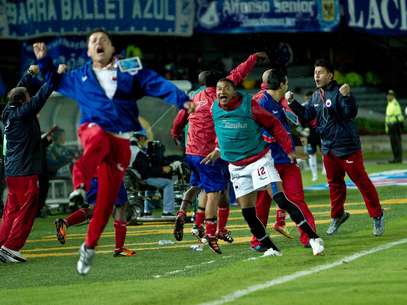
[227,52,269,86]
[134,69,190,110]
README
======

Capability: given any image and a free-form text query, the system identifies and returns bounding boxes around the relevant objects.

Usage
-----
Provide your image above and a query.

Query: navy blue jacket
[258,91,295,164]
[289,81,360,157]
[2,72,59,177]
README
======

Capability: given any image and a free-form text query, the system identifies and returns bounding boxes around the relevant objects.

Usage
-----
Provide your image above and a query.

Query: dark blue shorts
[185,155,229,193]
[86,177,128,207]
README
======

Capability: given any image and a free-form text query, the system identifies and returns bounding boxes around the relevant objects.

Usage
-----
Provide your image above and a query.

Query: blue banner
[21,37,88,74]
[0,0,195,39]
[195,0,340,33]
[343,0,407,36]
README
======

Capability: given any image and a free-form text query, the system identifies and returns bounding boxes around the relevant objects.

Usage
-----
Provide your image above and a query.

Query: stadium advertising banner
[0,0,195,39]
[195,0,341,33]
[20,37,88,73]
[343,0,407,35]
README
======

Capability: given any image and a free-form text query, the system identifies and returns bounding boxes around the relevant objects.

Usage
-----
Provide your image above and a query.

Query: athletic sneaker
[76,243,96,275]
[203,235,222,254]
[309,238,325,256]
[216,230,234,243]
[69,187,87,208]
[173,211,186,241]
[326,212,350,235]
[272,223,293,239]
[113,248,136,257]
[262,248,282,257]
[191,224,205,241]
[0,246,26,263]
[373,210,384,236]
[55,218,67,244]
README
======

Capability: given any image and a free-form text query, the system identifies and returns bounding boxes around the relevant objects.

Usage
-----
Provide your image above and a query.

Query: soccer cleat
[262,248,282,257]
[55,218,67,244]
[326,212,350,235]
[76,243,96,275]
[69,187,87,208]
[203,235,222,254]
[173,211,186,241]
[272,223,293,239]
[373,210,384,236]
[216,230,234,243]
[0,246,26,263]
[191,224,205,241]
[113,248,136,257]
[309,238,325,256]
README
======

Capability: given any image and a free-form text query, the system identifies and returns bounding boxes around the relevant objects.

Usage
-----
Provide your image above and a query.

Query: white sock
[308,154,318,180]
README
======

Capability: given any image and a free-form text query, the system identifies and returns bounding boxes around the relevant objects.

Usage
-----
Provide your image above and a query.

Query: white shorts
[229,153,281,198]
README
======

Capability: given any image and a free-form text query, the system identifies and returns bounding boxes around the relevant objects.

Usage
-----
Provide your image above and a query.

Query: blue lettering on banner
[343,0,407,35]
[195,0,340,33]
[0,0,195,39]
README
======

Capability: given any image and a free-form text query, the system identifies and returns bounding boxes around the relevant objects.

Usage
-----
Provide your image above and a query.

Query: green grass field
[1,162,407,305]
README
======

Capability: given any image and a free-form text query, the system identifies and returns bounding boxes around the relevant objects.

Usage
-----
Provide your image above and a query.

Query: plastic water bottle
[158,240,175,246]
[191,244,204,251]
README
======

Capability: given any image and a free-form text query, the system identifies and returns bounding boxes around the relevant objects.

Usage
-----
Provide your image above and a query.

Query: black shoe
[173,211,185,241]
[55,218,67,244]
[204,235,222,254]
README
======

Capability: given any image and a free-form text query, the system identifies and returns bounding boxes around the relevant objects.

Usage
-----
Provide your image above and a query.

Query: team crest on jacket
[325,99,332,108]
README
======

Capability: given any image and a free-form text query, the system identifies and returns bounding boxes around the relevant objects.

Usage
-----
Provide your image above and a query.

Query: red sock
[177,210,186,218]
[205,219,217,237]
[275,209,286,226]
[114,220,127,251]
[217,207,229,233]
[65,208,90,226]
[195,209,205,227]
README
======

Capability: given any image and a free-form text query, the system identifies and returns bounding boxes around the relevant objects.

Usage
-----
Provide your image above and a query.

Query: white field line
[198,238,407,305]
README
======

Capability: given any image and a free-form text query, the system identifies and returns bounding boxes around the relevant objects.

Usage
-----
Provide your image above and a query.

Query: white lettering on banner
[366,0,383,29]
[347,0,407,31]
[61,0,70,20]
[223,0,270,15]
[18,2,28,24]
[400,0,407,29]
[382,0,398,28]
[274,0,314,14]
[132,0,173,20]
[7,0,57,24]
[132,0,142,18]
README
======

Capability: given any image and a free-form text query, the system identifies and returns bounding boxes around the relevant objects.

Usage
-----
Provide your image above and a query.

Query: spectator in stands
[130,130,178,218]
[46,127,77,177]
[38,126,58,217]
[288,59,384,237]
[0,63,62,263]
[385,90,404,163]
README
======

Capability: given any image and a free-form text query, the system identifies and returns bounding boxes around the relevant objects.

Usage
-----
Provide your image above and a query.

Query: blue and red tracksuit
[252,91,317,247]
[39,56,189,248]
[289,81,382,219]
[0,71,59,251]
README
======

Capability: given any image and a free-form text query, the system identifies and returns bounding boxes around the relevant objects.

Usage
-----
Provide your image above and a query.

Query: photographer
[130,130,181,218]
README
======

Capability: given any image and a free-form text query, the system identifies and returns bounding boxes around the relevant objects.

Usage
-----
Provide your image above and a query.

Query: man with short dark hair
[288,59,384,236]
[250,68,318,251]
[34,28,191,275]
[203,78,324,256]
[0,63,62,263]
